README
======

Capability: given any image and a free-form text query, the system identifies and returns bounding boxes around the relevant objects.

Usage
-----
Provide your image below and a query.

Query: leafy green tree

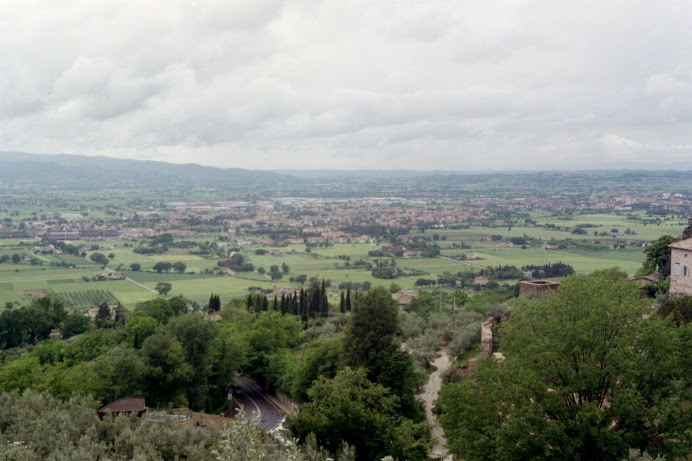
[14,297,67,345]
[404,290,437,316]
[136,297,186,325]
[61,312,92,339]
[94,302,112,329]
[173,261,187,273]
[682,216,692,239]
[208,323,248,411]
[141,333,192,407]
[129,262,141,271]
[343,286,422,420]
[153,261,173,273]
[291,338,342,402]
[639,234,678,276]
[243,311,303,388]
[125,311,158,348]
[0,255,9,263]
[11,253,21,264]
[658,294,692,325]
[0,356,42,393]
[167,313,216,410]
[0,309,27,348]
[155,281,172,295]
[102,346,147,401]
[89,252,109,265]
[289,367,430,461]
[437,270,692,461]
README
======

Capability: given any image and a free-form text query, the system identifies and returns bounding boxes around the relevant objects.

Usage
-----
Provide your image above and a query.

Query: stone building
[669,238,692,295]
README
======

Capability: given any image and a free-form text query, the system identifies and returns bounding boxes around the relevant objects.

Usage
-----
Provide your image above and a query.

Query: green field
[0,210,682,311]
[52,289,120,312]
[0,265,157,310]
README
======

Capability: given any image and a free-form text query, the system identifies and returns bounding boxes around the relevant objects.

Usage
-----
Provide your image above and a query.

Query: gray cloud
[1,0,692,170]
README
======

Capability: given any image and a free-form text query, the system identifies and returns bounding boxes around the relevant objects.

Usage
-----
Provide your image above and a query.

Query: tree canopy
[289,367,429,461]
[343,286,423,420]
[639,234,678,276]
[437,270,692,461]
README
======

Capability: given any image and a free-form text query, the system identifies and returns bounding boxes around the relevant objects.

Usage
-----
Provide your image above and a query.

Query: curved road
[231,379,283,430]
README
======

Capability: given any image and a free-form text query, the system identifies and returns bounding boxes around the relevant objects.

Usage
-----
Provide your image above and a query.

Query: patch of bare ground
[422,348,454,461]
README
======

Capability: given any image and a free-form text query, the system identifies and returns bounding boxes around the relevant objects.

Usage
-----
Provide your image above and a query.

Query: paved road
[230,379,283,430]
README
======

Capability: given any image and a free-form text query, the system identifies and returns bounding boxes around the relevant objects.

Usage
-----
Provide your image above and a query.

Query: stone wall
[518,280,560,297]
[480,318,497,355]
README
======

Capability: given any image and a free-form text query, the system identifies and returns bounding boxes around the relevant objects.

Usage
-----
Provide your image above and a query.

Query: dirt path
[422,348,453,460]
[439,255,486,270]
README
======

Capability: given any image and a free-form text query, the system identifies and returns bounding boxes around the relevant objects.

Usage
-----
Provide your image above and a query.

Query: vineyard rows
[53,290,120,311]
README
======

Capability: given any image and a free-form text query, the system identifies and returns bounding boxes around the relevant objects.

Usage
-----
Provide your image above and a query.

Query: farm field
[0,264,157,310]
[158,276,278,305]
[416,211,685,242]
[458,247,645,275]
[0,209,685,312]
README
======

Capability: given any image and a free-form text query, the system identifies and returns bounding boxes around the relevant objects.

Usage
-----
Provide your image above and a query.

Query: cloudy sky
[2,1,692,170]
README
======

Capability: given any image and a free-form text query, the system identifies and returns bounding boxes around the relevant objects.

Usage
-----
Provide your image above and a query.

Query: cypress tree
[209,293,220,312]
[320,279,329,317]
[346,288,352,312]
[299,288,305,316]
[272,296,278,311]
[262,295,269,311]
[246,293,253,310]
[311,282,320,318]
[255,294,262,313]
[340,291,345,314]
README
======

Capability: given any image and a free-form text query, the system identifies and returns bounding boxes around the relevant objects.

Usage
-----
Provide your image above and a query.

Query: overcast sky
[2,1,692,170]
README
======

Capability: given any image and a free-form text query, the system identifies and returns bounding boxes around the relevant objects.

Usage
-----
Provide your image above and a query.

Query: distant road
[231,379,283,430]
[125,276,159,294]
[439,255,487,269]
[103,265,158,294]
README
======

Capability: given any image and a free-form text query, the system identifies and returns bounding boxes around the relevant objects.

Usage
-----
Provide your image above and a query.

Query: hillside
[0,152,294,190]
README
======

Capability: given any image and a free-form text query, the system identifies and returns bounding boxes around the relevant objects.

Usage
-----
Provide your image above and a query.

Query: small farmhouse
[97,398,146,420]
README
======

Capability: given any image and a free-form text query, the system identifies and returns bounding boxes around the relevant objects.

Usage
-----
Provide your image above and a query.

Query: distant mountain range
[3,151,692,193]
[0,152,293,190]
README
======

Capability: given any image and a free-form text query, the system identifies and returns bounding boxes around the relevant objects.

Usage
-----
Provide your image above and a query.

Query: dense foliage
[437,270,692,461]
[0,391,217,460]
[290,287,430,460]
